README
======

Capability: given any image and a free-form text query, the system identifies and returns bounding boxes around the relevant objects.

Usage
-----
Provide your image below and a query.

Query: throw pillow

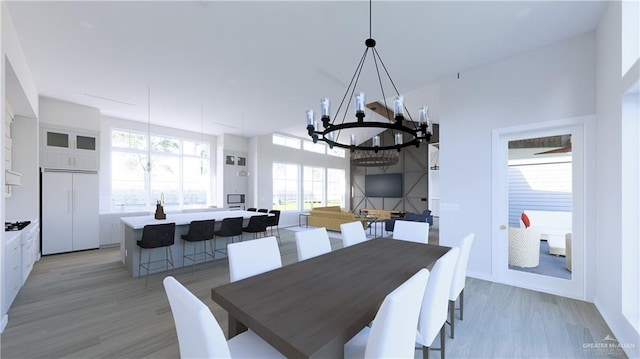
[521,212,530,228]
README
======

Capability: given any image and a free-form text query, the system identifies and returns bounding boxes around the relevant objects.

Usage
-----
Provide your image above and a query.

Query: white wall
[252,133,351,227]
[39,96,100,131]
[5,115,39,221]
[438,33,596,278]
[595,1,640,356]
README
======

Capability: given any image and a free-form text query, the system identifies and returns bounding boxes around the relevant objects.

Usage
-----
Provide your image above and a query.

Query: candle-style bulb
[350,134,356,146]
[355,92,366,113]
[395,133,403,145]
[372,135,380,147]
[320,98,330,118]
[393,96,405,117]
[306,109,315,126]
[419,106,429,125]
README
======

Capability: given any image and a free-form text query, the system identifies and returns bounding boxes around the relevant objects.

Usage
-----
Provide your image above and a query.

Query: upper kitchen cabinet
[40,125,100,171]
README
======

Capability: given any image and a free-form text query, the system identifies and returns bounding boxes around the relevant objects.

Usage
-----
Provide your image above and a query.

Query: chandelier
[305,0,432,154]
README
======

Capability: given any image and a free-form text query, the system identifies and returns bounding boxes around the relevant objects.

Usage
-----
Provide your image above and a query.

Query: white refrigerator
[41,171,99,255]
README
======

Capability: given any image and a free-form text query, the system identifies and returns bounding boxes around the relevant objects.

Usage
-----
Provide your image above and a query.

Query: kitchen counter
[120,210,270,277]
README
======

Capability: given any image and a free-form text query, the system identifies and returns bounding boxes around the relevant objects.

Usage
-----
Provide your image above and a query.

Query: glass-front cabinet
[40,126,99,171]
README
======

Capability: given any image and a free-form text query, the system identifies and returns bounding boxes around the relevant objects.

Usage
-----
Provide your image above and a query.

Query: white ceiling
[6,1,606,139]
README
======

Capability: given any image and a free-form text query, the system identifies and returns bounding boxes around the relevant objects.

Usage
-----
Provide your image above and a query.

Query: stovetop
[5,221,31,232]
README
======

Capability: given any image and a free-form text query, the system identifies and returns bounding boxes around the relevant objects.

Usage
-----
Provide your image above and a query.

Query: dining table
[211,237,450,358]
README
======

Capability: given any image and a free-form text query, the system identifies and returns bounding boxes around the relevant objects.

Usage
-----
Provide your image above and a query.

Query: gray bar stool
[137,222,176,286]
[182,219,216,273]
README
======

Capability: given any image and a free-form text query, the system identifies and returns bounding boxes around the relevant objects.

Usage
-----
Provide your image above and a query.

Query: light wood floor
[0,227,626,358]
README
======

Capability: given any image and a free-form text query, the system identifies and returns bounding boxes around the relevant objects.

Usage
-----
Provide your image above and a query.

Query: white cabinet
[40,127,99,171]
[42,172,99,255]
[21,221,40,284]
[3,233,22,315]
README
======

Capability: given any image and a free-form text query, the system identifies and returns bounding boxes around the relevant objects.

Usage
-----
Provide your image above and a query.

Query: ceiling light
[305,0,432,154]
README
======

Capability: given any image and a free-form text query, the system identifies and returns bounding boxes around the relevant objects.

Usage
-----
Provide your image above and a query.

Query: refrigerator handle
[72,190,76,213]
[68,190,72,213]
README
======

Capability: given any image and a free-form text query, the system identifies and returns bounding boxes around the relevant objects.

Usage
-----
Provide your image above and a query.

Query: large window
[111,129,210,211]
[303,166,324,210]
[273,162,299,211]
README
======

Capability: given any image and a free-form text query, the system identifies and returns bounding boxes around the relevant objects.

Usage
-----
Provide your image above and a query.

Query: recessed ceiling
[5,1,607,139]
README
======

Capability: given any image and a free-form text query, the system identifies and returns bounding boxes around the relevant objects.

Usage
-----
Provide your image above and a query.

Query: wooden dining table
[210,237,450,358]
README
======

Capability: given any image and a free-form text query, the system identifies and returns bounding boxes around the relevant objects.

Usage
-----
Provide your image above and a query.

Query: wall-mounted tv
[365,173,403,197]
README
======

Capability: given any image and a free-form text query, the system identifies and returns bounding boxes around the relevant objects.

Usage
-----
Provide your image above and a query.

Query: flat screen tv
[365,173,403,197]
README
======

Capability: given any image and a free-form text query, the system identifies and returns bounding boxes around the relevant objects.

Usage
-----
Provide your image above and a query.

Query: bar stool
[182,219,216,273]
[267,209,281,241]
[213,217,244,257]
[137,222,176,286]
[242,215,270,240]
[257,208,269,213]
[246,208,257,212]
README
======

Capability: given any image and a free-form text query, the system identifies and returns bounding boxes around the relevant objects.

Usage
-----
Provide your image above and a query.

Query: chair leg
[167,246,175,276]
[460,289,464,320]
[146,247,152,287]
[449,299,455,339]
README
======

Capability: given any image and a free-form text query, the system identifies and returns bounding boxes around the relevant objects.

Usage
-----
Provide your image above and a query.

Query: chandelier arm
[335,48,370,144]
[373,48,417,126]
[333,47,369,125]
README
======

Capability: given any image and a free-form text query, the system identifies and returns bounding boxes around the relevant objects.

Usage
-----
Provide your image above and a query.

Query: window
[303,141,326,154]
[327,168,346,207]
[273,162,299,211]
[303,166,324,210]
[273,134,301,149]
[111,129,210,211]
[327,147,346,158]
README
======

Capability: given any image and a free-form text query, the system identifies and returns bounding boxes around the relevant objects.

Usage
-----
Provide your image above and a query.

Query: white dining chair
[416,247,460,359]
[392,220,430,244]
[448,232,475,339]
[227,236,282,282]
[340,221,368,247]
[344,269,430,359]
[295,227,332,261]
[163,276,284,359]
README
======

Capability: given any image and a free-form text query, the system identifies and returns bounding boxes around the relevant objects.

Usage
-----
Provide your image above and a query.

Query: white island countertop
[120,210,268,230]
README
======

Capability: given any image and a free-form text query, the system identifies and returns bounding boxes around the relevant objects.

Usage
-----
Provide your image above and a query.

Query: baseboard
[466,270,494,282]
[1,313,8,333]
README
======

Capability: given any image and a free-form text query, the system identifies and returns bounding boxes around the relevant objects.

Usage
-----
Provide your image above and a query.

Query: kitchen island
[121,210,268,277]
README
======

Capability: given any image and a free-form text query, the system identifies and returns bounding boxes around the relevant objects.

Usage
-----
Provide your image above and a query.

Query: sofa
[384,210,433,233]
[307,206,366,232]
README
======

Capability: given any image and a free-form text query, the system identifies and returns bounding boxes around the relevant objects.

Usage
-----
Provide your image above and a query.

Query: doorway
[492,120,588,300]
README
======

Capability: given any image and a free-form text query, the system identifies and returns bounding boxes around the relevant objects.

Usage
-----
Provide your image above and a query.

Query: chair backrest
[246,208,257,212]
[163,276,232,359]
[257,208,269,213]
[139,223,176,248]
[364,269,430,359]
[215,217,244,237]
[228,236,282,282]
[392,221,430,244]
[417,247,460,346]
[295,228,332,261]
[184,220,216,241]
[449,233,475,300]
[268,209,281,226]
[340,221,368,247]
[243,214,270,233]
